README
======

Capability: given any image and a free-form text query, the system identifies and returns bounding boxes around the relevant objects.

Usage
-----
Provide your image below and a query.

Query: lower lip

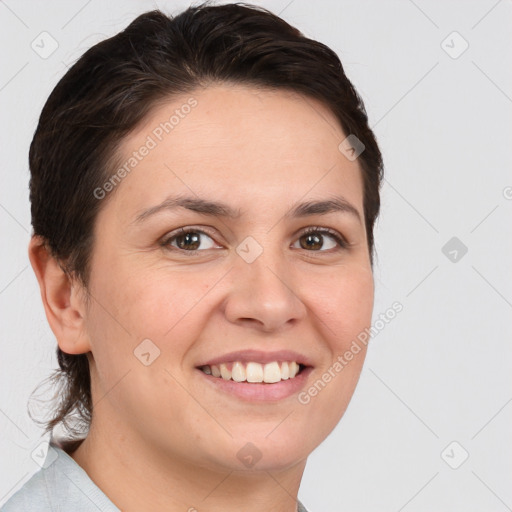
[196,366,314,401]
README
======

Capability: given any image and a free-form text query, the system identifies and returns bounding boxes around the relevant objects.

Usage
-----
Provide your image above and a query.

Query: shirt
[0,439,310,512]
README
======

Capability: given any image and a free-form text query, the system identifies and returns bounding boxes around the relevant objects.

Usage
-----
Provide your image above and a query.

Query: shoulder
[297,499,310,512]
[0,439,119,512]
[0,466,51,512]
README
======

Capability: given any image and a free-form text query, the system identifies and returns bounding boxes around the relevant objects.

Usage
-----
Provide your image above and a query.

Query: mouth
[194,359,314,401]
[196,361,308,384]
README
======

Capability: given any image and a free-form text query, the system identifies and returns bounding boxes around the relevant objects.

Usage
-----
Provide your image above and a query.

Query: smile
[199,361,304,383]
[196,363,314,402]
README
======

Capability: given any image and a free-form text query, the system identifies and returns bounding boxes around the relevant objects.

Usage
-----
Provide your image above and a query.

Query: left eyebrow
[131,194,362,225]
[284,196,362,224]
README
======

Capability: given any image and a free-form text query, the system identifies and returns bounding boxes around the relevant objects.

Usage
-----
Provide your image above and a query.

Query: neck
[70,417,306,512]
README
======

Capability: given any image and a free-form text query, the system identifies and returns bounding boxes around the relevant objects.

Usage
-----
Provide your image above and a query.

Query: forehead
[108,84,364,217]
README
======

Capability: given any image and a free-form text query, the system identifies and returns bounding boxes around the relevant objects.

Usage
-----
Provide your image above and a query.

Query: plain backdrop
[1,1,511,511]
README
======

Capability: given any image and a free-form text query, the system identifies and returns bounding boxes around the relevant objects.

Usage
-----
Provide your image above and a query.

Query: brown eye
[293,227,346,251]
[162,228,217,251]
[300,233,325,250]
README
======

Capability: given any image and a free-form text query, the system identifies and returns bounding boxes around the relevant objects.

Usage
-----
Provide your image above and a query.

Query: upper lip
[196,349,313,368]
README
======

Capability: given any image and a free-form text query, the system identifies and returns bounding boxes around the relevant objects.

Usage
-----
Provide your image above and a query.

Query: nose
[223,246,307,332]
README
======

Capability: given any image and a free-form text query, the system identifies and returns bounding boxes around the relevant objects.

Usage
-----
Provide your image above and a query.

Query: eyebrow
[132,194,362,224]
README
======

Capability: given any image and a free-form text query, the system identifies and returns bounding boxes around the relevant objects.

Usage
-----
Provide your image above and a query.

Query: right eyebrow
[132,196,242,224]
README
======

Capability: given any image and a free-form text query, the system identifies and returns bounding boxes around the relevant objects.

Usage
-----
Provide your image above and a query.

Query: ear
[28,235,91,355]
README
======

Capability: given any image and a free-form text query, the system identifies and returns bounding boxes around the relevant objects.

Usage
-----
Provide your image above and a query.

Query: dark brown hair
[28,1,383,449]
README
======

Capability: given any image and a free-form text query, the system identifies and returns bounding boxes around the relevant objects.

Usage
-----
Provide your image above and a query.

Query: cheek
[308,265,374,349]
[86,262,217,360]
[82,266,206,413]
[295,268,373,441]
[122,271,215,338]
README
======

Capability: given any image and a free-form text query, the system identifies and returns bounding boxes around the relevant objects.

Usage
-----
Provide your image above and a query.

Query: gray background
[1,0,511,510]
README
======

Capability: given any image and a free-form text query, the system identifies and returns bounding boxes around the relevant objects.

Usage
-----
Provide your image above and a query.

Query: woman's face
[81,84,374,471]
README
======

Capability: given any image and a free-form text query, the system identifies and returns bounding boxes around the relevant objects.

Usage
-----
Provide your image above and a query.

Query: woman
[1,2,383,511]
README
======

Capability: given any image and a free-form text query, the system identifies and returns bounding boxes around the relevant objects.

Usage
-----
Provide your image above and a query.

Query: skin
[29,83,374,512]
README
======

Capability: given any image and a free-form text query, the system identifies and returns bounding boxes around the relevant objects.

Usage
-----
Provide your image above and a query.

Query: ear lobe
[28,236,91,355]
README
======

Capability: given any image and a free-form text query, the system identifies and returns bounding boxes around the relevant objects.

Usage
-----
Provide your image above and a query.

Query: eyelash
[160,226,348,255]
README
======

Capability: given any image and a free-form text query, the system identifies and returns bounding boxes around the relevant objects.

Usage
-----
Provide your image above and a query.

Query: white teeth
[280,362,290,380]
[200,361,302,383]
[219,363,231,380]
[231,361,246,382]
[263,362,281,383]
[246,362,263,382]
